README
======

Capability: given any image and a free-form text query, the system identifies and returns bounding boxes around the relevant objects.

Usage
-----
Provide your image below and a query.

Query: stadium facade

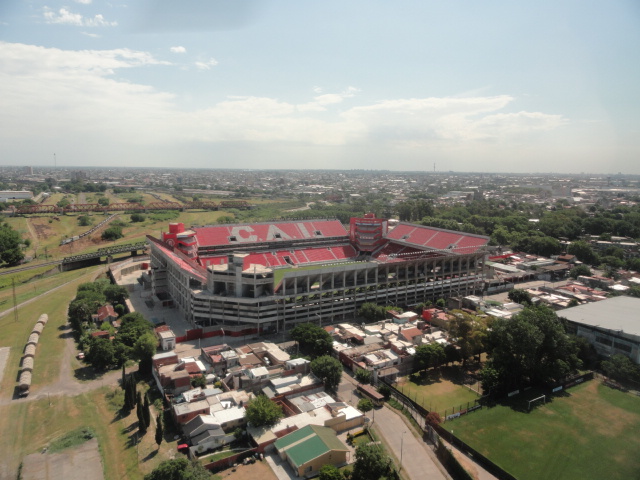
[147,214,489,334]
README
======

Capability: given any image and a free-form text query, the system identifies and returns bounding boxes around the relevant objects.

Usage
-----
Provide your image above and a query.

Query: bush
[130,213,146,223]
[102,226,123,241]
[78,215,92,227]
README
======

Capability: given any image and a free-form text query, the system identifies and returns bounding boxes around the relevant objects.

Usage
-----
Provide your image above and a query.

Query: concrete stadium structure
[146,215,489,334]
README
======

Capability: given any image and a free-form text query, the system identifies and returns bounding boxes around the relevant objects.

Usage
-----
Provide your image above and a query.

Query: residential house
[92,304,117,326]
[274,425,349,477]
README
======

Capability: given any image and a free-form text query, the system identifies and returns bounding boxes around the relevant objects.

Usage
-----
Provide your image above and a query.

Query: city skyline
[1,1,639,173]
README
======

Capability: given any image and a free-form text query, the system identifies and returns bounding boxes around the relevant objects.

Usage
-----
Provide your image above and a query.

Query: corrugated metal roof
[274,425,347,468]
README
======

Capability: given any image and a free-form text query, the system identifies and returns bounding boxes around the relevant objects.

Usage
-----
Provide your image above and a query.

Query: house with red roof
[92,304,117,326]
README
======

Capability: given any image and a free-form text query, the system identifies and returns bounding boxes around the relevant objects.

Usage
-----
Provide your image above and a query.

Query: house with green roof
[274,424,349,477]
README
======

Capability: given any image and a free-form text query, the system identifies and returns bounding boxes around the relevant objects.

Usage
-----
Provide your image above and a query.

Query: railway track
[0,260,61,276]
[0,242,148,276]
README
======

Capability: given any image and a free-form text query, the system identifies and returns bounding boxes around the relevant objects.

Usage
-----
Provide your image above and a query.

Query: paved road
[337,373,449,480]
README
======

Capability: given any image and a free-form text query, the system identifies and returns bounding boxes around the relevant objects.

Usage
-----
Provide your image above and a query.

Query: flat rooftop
[561,296,640,337]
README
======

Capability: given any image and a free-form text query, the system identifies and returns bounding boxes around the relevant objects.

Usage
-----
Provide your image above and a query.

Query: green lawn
[0,266,104,394]
[397,367,481,416]
[449,380,640,480]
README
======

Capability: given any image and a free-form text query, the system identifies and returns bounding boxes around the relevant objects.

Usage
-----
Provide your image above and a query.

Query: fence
[202,447,258,472]
[382,371,597,480]
[381,378,517,480]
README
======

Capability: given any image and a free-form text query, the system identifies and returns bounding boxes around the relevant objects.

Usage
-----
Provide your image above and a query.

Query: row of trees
[481,305,583,394]
[122,371,165,450]
[68,280,157,372]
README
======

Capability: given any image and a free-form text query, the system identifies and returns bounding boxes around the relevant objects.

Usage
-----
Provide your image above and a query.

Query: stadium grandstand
[146,214,489,334]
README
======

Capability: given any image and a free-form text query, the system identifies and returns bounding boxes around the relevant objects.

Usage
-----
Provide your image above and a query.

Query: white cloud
[81,31,100,38]
[298,86,360,112]
[0,42,569,163]
[75,0,92,4]
[43,7,117,27]
[195,58,218,70]
[170,46,186,54]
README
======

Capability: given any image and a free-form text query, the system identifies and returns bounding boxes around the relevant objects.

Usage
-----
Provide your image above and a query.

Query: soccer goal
[527,395,546,411]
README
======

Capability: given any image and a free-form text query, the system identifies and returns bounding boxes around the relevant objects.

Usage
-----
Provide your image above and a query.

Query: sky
[1,1,639,174]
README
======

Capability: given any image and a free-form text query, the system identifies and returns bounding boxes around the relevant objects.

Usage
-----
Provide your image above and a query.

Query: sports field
[396,366,481,417]
[448,380,640,480]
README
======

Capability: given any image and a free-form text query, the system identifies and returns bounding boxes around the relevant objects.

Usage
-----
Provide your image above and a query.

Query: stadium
[146,214,489,334]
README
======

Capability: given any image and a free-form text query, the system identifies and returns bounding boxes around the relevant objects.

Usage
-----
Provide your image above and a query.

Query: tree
[191,374,207,389]
[377,383,391,400]
[352,443,393,480]
[318,464,344,480]
[425,411,442,427]
[155,414,163,449]
[245,395,283,427]
[97,197,110,206]
[449,311,488,366]
[144,459,211,480]
[507,289,533,306]
[116,312,154,348]
[484,306,582,393]
[130,213,146,223]
[569,264,592,279]
[357,398,373,414]
[0,222,25,265]
[310,355,343,391]
[104,284,129,305]
[414,343,445,372]
[602,354,640,383]
[444,344,461,366]
[137,400,147,434]
[143,393,152,430]
[124,375,137,411]
[68,299,94,333]
[102,226,123,241]
[134,332,158,362]
[567,240,599,265]
[355,368,372,385]
[78,215,92,227]
[86,337,116,370]
[290,323,333,358]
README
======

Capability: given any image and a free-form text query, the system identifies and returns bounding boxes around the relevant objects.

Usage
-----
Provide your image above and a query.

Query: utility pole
[12,278,18,323]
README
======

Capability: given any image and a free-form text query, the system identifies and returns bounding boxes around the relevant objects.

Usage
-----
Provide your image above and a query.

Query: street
[337,373,449,480]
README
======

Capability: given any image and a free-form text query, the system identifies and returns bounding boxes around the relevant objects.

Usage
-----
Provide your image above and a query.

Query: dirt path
[0,323,134,406]
[25,218,40,254]
[0,268,135,406]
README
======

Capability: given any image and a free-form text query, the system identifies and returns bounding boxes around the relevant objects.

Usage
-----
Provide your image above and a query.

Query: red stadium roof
[147,236,208,283]
[193,220,348,247]
[385,223,488,254]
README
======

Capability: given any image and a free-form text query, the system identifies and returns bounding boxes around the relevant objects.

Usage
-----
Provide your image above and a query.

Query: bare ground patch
[216,459,279,480]
[21,437,104,480]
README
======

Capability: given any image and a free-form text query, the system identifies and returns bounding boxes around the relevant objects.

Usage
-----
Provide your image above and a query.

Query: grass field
[0,265,182,479]
[0,385,181,479]
[0,266,104,394]
[396,367,481,416]
[449,380,640,480]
